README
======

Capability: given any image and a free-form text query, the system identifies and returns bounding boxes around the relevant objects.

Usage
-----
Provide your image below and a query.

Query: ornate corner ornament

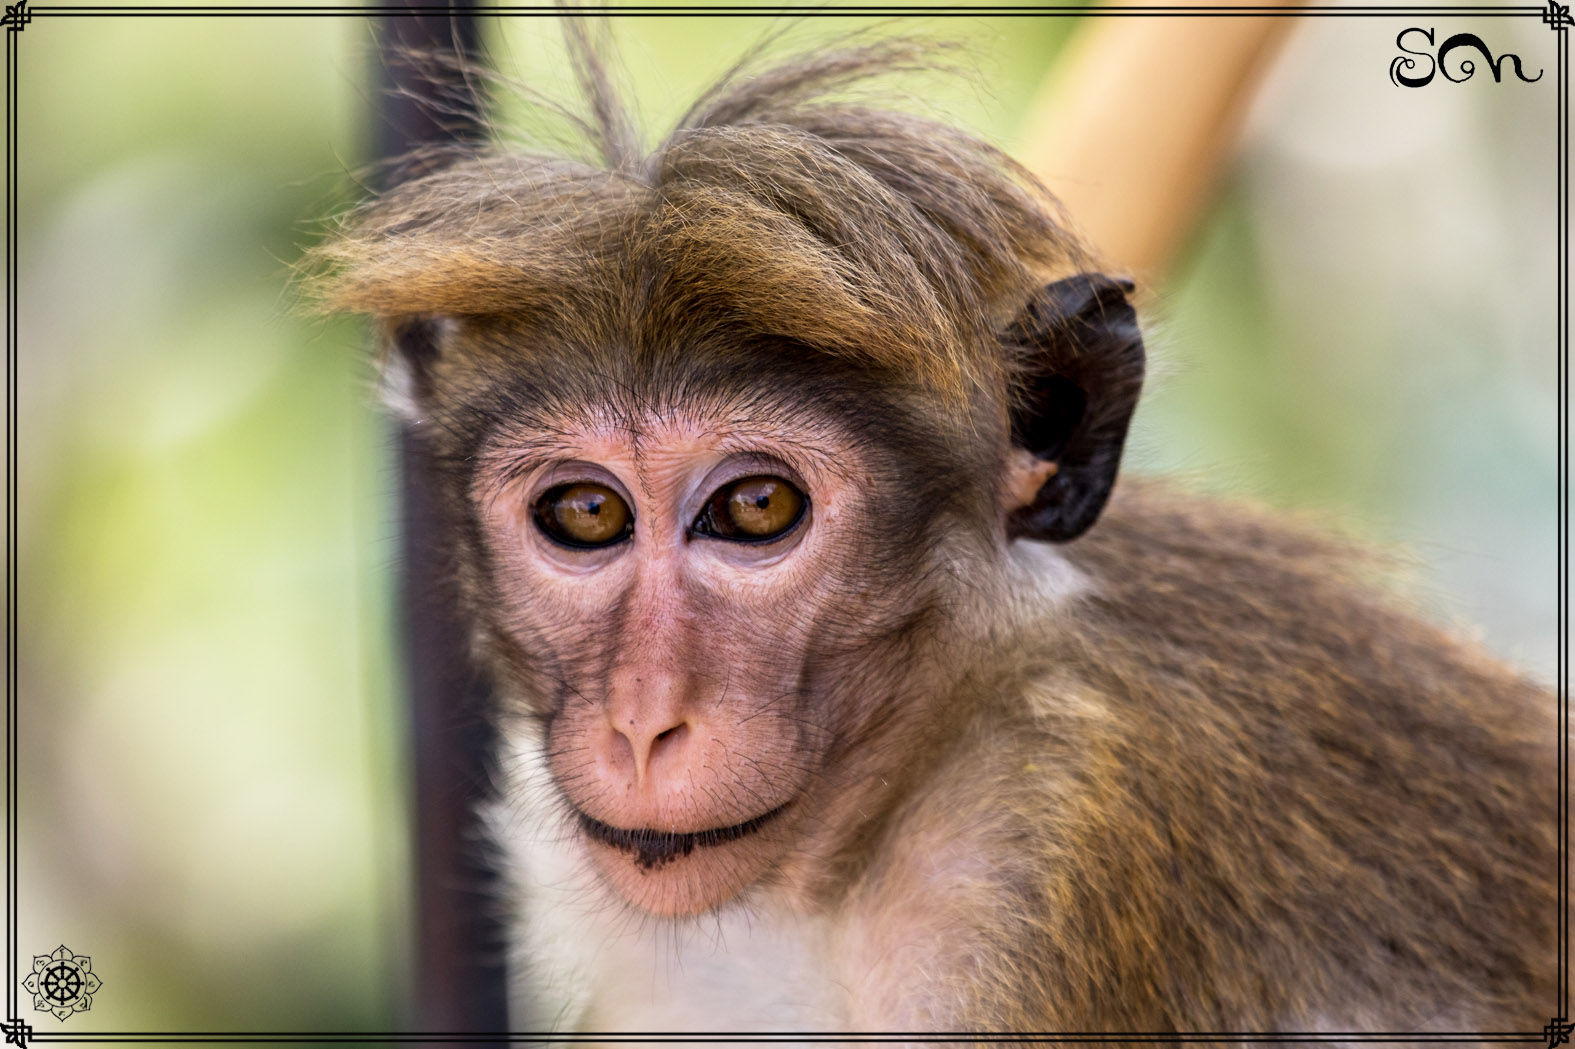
[0,0,28,32]
[1545,0,1572,30]
[20,945,102,1021]
[0,1020,29,1048]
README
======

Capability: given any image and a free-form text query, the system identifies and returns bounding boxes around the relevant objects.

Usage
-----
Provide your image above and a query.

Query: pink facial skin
[468,389,1048,917]
[471,408,874,916]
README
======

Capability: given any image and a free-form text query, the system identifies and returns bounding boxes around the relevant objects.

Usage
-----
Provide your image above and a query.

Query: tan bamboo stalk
[1016,0,1307,285]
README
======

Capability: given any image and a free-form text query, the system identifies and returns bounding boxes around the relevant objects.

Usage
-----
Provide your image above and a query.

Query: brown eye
[695,476,807,543]
[534,483,633,548]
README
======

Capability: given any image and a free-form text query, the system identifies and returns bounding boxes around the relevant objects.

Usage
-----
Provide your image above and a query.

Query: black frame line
[0,1,1567,1045]
[10,5,1564,13]
[0,1034,1556,1043]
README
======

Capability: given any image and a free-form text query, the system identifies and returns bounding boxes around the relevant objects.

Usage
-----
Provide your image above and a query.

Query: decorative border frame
[0,2,1566,1044]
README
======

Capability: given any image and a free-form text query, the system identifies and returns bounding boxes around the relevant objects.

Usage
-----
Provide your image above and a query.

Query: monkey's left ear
[1002,273,1145,543]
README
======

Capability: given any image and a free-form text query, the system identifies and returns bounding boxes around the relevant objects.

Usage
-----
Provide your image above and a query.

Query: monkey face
[376,268,1144,917]
[470,398,941,916]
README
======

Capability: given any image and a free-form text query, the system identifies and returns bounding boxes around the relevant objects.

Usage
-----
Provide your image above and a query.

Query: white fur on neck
[1004,537,1090,615]
[483,733,843,1034]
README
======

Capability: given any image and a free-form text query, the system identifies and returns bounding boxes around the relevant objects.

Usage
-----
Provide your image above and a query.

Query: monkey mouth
[577,804,789,871]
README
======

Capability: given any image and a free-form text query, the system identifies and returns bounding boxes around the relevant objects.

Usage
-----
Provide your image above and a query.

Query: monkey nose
[606,716,691,787]
[602,668,696,788]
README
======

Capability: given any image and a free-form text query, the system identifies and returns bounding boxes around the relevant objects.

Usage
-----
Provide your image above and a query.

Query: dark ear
[378,315,452,419]
[1004,273,1145,543]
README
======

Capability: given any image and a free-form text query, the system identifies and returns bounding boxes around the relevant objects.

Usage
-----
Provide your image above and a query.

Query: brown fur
[303,37,1089,413]
[867,480,1555,1030]
[307,30,1556,1036]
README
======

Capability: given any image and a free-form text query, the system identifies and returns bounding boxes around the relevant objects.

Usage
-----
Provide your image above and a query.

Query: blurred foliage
[16,4,1558,1033]
[23,10,399,1032]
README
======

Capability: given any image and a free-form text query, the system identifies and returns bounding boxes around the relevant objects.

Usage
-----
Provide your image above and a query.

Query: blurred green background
[17,2,1558,1032]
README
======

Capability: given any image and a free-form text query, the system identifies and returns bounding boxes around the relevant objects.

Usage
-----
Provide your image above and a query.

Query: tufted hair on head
[302,30,1092,408]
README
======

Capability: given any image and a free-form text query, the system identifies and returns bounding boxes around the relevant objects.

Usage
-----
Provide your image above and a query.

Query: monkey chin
[578,805,790,917]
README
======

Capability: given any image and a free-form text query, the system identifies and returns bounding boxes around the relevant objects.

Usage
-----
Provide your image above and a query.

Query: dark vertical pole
[374,6,510,1040]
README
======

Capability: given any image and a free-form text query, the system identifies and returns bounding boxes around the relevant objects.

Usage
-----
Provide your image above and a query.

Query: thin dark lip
[577,802,790,857]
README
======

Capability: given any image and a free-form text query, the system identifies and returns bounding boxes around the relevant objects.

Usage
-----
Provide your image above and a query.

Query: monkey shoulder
[990,478,1556,1029]
[1052,478,1553,743]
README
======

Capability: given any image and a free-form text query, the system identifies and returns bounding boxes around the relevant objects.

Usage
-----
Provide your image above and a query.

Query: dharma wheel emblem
[21,946,101,1020]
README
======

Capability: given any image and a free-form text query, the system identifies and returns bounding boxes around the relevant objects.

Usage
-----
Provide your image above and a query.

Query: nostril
[606,725,636,771]
[650,722,689,763]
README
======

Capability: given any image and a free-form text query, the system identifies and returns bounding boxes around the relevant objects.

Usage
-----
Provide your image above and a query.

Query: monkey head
[309,44,1144,918]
